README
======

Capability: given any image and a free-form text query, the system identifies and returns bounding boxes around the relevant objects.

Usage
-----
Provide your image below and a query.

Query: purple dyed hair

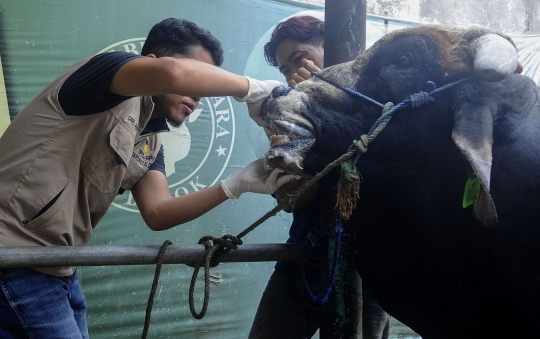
[264,15,324,68]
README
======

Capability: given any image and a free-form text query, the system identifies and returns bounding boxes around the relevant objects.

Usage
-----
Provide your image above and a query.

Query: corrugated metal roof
[514,35,540,84]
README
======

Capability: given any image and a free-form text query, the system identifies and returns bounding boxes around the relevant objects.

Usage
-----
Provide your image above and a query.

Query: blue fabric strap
[298,209,346,304]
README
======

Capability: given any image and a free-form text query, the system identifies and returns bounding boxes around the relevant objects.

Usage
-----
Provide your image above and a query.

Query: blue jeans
[0,268,89,339]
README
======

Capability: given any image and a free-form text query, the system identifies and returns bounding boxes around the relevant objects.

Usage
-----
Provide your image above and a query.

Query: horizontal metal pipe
[0,243,300,268]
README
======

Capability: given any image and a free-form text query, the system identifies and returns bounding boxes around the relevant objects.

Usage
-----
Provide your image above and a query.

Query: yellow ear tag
[462,173,481,208]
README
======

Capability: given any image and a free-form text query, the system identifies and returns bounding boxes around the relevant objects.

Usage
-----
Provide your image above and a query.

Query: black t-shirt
[58,51,166,180]
[58,51,143,115]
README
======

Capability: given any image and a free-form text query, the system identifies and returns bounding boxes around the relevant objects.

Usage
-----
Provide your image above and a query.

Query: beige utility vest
[0,58,162,276]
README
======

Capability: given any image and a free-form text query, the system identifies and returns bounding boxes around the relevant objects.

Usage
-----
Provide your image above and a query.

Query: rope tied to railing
[188,234,243,319]
[173,202,289,322]
[141,74,474,335]
[141,240,172,339]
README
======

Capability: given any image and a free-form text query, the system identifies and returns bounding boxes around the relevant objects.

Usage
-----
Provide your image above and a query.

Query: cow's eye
[397,54,410,65]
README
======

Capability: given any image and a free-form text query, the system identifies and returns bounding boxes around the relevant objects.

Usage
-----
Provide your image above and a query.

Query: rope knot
[409,91,433,108]
[187,233,245,319]
[355,134,369,154]
[194,234,243,268]
[213,235,243,253]
[340,160,360,182]
[198,235,215,250]
[281,86,292,96]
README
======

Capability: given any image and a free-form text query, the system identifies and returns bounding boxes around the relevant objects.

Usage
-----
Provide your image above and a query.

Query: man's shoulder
[89,51,144,63]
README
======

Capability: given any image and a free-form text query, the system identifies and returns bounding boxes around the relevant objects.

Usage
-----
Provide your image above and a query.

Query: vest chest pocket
[81,123,135,194]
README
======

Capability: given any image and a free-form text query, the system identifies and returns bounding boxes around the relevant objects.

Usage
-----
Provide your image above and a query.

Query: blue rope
[298,209,345,304]
[308,72,473,164]
[309,72,473,135]
[310,72,385,109]
[366,77,472,136]
[280,74,473,300]
[281,86,292,96]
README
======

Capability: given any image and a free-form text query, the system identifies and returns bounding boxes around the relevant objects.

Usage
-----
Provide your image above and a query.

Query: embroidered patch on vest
[143,138,150,153]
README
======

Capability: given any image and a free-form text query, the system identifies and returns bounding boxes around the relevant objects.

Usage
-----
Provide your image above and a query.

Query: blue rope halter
[281,71,472,119]
[281,86,292,96]
[279,72,474,303]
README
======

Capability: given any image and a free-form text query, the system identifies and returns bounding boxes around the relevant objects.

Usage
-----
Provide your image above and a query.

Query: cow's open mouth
[263,119,316,176]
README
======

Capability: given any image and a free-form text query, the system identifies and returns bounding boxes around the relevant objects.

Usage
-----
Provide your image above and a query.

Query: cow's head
[260,25,521,227]
[260,25,521,177]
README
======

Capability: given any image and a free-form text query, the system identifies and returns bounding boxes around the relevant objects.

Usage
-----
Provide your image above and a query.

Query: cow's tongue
[270,134,290,147]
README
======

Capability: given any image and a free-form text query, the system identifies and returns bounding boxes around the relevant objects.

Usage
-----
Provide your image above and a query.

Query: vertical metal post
[324,0,366,67]
[320,1,366,338]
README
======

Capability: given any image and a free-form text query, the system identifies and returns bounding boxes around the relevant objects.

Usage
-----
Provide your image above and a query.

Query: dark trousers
[249,270,391,339]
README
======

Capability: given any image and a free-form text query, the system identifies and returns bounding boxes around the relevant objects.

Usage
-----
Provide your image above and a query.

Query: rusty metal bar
[0,243,300,268]
[322,1,366,339]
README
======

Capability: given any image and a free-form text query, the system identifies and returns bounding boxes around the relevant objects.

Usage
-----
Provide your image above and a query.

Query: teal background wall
[9,0,540,337]
[0,1,321,338]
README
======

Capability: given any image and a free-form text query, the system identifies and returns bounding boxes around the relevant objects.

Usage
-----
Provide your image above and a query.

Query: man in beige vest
[0,18,294,338]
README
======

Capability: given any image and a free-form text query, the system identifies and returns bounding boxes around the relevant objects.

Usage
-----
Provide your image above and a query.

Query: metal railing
[0,243,300,268]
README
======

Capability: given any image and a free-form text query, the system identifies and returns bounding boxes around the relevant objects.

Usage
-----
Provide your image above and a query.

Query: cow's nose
[262,85,288,113]
[271,85,288,98]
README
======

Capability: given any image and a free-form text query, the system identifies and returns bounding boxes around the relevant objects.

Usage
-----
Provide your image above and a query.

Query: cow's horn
[470,34,518,82]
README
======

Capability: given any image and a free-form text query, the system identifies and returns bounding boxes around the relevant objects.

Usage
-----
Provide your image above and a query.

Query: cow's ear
[451,105,498,228]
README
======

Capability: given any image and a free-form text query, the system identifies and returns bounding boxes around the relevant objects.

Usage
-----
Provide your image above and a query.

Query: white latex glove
[221,159,300,199]
[234,77,284,127]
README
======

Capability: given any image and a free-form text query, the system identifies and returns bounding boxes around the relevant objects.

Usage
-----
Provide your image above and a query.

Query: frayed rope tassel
[336,159,362,221]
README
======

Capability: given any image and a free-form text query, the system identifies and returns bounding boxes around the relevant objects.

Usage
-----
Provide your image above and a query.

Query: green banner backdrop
[0,1,421,337]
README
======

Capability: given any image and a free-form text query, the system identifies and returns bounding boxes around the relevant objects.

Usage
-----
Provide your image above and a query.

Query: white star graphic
[215,145,227,157]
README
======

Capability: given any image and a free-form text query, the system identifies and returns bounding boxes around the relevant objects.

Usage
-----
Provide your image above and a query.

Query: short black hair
[141,18,224,66]
[264,15,324,68]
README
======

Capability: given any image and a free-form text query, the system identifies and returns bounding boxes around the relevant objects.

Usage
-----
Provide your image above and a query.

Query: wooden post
[320,1,366,338]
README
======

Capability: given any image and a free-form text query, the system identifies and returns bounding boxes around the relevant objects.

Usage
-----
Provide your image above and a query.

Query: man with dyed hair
[249,15,392,339]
